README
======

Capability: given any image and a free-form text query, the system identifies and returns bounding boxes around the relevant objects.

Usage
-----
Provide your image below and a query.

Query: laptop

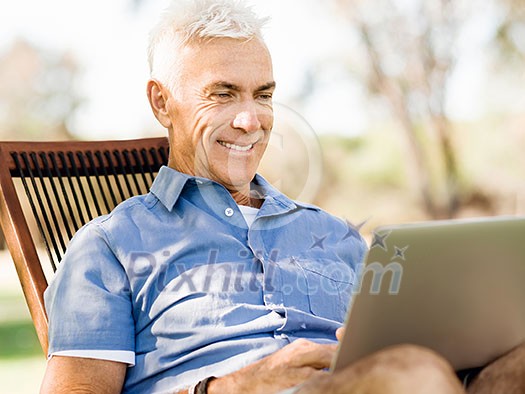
[331,216,525,372]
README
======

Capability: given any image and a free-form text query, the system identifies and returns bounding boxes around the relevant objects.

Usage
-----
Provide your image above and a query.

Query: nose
[232,109,262,133]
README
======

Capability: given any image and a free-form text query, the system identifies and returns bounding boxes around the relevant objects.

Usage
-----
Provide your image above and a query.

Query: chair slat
[94,150,119,208]
[133,149,150,191]
[28,152,65,263]
[58,151,87,229]
[113,150,134,198]
[0,137,169,355]
[40,153,74,241]
[86,151,111,214]
[67,151,95,222]
[104,150,127,203]
[49,152,80,234]
[12,152,58,272]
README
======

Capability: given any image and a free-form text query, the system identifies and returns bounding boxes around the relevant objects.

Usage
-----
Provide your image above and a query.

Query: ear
[146,79,173,129]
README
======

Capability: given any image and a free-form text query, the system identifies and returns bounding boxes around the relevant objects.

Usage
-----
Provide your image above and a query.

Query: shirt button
[224,207,234,217]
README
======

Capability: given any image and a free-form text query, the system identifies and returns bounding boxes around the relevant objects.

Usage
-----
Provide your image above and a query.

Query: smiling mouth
[217,140,254,152]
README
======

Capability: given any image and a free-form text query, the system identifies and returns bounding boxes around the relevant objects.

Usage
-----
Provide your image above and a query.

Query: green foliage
[0,320,41,359]
[0,292,42,359]
[319,131,406,189]
[0,39,80,141]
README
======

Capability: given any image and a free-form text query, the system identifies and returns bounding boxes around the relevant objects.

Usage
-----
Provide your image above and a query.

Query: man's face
[163,37,275,192]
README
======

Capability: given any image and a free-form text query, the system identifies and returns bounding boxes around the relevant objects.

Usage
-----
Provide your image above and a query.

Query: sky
[1,0,365,139]
[1,0,523,140]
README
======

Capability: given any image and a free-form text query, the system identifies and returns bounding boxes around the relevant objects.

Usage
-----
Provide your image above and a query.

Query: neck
[229,188,263,209]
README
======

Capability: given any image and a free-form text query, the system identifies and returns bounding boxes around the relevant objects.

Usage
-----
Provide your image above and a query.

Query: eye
[214,92,231,99]
[257,93,273,101]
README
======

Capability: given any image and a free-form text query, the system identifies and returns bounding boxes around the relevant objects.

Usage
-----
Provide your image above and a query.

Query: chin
[208,159,260,189]
[228,175,255,188]
[220,171,256,190]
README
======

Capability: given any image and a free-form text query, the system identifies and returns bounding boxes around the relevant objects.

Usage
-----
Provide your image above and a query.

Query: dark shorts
[456,366,484,387]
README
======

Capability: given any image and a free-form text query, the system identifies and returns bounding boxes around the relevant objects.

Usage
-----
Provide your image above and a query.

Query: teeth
[218,141,253,152]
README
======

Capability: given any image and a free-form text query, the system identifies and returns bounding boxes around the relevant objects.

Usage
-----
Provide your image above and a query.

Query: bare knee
[468,342,525,394]
[375,344,455,374]
[334,344,463,394]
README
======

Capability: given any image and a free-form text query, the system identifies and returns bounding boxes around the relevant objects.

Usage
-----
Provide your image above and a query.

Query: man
[40,1,525,393]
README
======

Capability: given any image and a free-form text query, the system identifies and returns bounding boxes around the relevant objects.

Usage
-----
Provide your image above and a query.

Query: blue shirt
[44,166,367,393]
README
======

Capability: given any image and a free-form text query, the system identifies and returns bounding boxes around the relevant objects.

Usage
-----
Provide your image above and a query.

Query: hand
[207,338,337,394]
[336,327,345,342]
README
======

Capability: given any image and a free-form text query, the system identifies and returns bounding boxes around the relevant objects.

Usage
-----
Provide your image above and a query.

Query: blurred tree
[493,0,525,63]
[327,0,480,219]
[0,38,83,249]
[124,0,524,219]
[322,0,525,220]
[0,38,82,141]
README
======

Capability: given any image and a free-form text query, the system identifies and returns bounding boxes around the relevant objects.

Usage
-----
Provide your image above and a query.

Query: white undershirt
[238,205,260,228]
[51,205,261,365]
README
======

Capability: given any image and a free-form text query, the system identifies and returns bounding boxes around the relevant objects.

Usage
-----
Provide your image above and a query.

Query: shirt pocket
[295,258,354,322]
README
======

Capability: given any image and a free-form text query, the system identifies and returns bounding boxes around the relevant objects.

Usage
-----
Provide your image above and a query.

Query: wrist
[207,373,242,394]
[196,376,216,394]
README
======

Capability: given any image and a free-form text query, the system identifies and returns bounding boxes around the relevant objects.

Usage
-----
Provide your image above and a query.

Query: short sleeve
[44,220,135,357]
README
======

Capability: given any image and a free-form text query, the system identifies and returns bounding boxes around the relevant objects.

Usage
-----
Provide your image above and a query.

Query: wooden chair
[0,137,169,355]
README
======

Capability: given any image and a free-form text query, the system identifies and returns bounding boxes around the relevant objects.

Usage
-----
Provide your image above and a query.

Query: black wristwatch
[195,376,216,394]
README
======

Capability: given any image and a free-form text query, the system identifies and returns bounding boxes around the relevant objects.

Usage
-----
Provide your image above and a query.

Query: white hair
[148,0,269,90]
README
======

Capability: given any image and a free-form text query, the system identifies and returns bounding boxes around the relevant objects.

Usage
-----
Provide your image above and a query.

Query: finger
[295,370,333,393]
[287,340,337,369]
[336,327,345,342]
[302,351,335,370]
[300,367,331,382]
[279,366,331,392]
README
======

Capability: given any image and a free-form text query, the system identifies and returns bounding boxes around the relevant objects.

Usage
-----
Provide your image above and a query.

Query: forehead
[177,37,274,88]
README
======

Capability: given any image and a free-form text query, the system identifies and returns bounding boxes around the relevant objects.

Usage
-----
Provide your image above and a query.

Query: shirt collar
[150,165,320,213]
[150,166,192,212]
[251,173,310,214]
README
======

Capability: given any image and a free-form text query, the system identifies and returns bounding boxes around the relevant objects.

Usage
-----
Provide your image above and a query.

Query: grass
[0,255,47,393]
[0,292,43,359]
[0,303,47,393]
[0,320,42,359]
